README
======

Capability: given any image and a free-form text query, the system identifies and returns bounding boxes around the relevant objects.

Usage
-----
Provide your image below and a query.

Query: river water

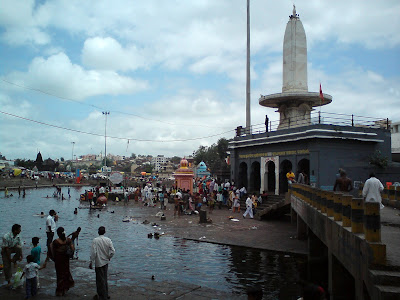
[0,186,305,299]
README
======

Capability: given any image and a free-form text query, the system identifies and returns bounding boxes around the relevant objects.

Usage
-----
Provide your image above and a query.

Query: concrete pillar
[326,191,334,217]
[333,192,342,221]
[320,191,327,213]
[341,194,352,227]
[308,230,328,292]
[364,202,381,242]
[351,198,364,234]
[291,207,297,225]
[260,159,265,193]
[297,214,307,240]
[329,253,355,299]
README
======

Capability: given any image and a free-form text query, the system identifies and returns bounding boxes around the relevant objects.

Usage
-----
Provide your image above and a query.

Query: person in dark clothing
[333,171,353,193]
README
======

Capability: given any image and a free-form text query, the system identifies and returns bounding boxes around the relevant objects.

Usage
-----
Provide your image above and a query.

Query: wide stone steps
[238,194,286,220]
[369,268,400,299]
[374,285,400,300]
[370,270,400,286]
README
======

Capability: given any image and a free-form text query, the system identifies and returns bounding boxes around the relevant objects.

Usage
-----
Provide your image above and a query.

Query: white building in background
[152,155,167,171]
[391,121,400,162]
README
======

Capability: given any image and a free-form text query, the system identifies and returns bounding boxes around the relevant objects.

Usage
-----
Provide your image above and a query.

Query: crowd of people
[113,179,270,220]
[1,210,114,299]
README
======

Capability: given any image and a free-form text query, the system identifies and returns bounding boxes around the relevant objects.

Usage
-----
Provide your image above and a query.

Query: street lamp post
[102,112,110,170]
[71,142,75,161]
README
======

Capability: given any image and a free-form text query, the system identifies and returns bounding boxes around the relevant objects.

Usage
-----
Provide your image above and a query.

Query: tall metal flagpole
[246,0,251,134]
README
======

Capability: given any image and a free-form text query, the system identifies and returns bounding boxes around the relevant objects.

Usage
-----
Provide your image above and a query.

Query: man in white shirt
[362,173,385,209]
[89,226,115,300]
[243,194,254,219]
[224,181,231,189]
[239,186,247,199]
[46,210,57,252]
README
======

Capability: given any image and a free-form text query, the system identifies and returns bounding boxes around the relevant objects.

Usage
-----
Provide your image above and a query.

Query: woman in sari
[52,227,74,296]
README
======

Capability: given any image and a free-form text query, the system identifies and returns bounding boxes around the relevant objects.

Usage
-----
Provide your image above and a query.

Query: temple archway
[297,158,310,184]
[279,159,293,194]
[249,161,261,193]
[266,161,276,193]
[238,162,248,190]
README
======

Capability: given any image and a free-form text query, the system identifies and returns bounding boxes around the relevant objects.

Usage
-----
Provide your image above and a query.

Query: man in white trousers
[243,194,254,219]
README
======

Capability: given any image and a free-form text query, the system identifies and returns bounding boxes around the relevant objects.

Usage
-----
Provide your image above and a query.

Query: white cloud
[0,93,32,118]
[5,52,149,100]
[0,0,50,46]
[82,37,148,71]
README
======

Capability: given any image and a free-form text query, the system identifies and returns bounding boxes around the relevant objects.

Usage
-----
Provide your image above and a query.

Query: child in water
[31,237,41,288]
[67,227,81,258]
[20,255,40,298]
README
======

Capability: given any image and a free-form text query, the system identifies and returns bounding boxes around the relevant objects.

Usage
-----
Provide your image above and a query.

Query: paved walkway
[380,206,400,267]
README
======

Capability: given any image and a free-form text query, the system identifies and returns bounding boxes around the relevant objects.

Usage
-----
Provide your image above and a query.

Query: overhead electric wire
[0,110,234,142]
[1,78,230,129]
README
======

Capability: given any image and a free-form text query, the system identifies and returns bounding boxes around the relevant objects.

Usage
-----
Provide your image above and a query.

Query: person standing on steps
[90,226,115,300]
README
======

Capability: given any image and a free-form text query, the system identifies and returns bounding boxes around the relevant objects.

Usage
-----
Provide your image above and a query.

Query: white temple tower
[259,6,332,130]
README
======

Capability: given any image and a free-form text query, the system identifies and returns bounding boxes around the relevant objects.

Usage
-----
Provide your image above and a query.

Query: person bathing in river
[67,227,81,258]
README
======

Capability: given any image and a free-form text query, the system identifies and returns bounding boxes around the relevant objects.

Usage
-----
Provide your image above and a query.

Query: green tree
[193,138,230,175]
[170,156,182,164]
[15,159,35,170]
[193,146,208,165]
[217,138,229,160]
[130,153,136,159]
[144,164,154,173]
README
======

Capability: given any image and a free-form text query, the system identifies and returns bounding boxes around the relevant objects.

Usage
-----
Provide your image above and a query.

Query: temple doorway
[297,158,310,184]
[249,161,261,193]
[266,161,276,193]
[279,159,293,194]
[238,162,248,189]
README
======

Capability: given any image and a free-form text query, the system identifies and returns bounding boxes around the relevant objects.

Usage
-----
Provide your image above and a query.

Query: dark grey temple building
[229,8,396,195]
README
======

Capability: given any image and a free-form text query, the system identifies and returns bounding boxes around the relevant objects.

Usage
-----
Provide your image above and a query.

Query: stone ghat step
[371,264,400,272]
[370,270,400,286]
[374,285,400,299]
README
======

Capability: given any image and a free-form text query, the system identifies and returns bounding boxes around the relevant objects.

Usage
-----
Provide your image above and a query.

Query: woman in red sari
[52,227,74,296]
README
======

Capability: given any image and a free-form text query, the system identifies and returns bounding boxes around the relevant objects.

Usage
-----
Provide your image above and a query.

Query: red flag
[319,83,324,104]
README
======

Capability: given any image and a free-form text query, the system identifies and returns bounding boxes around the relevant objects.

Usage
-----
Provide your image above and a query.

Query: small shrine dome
[198,161,207,170]
[180,158,188,168]
[196,161,210,177]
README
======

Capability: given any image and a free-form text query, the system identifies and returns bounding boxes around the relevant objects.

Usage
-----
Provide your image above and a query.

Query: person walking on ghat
[90,226,115,300]
[242,194,254,219]
[362,173,385,209]
[1,224,23,287]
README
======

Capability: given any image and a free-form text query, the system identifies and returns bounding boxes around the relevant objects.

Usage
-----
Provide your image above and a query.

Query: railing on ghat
[289,183,386,265]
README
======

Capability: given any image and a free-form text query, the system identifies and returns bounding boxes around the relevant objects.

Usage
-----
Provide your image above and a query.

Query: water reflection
[0,186,305,298]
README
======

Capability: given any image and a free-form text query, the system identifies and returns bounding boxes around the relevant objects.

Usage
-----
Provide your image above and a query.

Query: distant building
[391,121,400,162]
[152,155,167,171]
[0,159,14,167]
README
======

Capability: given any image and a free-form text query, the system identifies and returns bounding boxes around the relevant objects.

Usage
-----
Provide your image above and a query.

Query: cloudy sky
[1,0,399,161]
